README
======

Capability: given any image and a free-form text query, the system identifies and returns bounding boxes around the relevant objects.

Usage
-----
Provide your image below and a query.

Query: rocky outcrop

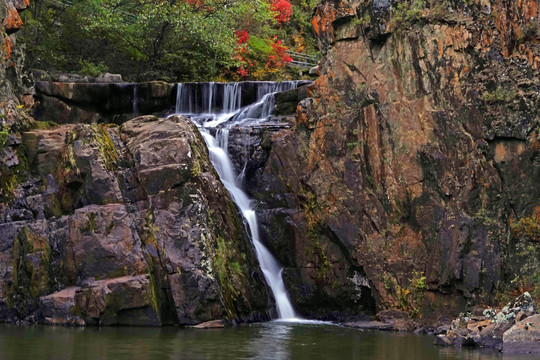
[236,0,540,321]
[34,80,176,125]
[0,115,272,325]
[436,292,539,352]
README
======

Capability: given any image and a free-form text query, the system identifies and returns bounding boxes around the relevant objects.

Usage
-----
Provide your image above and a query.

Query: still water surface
[0,321,532,360]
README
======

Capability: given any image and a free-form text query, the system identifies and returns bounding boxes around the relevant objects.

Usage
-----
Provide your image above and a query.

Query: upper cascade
[175,81,306,119]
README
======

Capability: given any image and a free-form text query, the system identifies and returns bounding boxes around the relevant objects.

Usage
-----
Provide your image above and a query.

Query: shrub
[270,0,293,24]
[78,60,108,77]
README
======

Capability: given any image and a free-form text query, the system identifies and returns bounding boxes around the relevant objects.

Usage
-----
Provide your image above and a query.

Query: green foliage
[495,208,540,306]
[78,60,108,77]
[20,0,316,81]
[353,14,371,28]
[397,271,427,318]
[481,86,517,103]
[512,208,540,243]
[32,121,58,130]
[391,0,427,26]
[248,36,273,56]
[411,271,427,291]
[390,0,478,26]
[0,128,9,148]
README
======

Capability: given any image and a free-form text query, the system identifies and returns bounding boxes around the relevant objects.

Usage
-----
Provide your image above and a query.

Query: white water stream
[174,81,300,320]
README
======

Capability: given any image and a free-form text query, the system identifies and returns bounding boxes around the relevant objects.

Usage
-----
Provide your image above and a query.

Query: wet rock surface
[33,80,313,126]
[0,115,272,325]
[1,0,540,341]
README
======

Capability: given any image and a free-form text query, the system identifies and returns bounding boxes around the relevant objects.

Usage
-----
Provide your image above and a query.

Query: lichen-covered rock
[0,115,272,325]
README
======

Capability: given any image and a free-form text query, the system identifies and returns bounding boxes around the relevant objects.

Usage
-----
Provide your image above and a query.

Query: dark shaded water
[0,322,531,360]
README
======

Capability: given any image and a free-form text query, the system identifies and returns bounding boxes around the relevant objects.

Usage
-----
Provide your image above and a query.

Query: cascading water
[174,81,302,320]
[132,85,139,118]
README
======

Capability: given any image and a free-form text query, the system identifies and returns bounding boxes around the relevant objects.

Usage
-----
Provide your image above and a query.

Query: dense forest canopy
[20,0,319,81]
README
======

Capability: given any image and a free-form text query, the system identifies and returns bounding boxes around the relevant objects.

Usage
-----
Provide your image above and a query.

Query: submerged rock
[193,319,226,329]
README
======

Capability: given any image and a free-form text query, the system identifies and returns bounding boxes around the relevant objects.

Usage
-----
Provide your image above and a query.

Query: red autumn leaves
[184,0,214,13]
[268,38,293,68]
[234,29,251,77]
[270,0,293,24]
[233,30,293,78]
[233,0,293,77]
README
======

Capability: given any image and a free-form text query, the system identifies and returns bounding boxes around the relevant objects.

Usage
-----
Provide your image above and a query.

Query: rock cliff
[240,0,540,321]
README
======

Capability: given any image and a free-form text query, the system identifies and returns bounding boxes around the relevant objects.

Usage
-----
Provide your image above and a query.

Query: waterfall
[202,82,216,113]
[175,81,302,320]
[175,84,184,114]
[222,82,241,113]
[132,85,139,118]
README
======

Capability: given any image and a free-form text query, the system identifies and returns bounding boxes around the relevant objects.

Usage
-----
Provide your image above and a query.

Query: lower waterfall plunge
[174,81,299,320]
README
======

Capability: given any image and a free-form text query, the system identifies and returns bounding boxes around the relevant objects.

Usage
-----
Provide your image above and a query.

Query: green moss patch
[7,227,52,318]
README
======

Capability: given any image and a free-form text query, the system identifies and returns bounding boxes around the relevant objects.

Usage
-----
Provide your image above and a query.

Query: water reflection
[247,322,292,359]
[0,323,533,360]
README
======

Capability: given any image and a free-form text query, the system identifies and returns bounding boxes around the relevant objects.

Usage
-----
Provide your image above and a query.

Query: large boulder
[503,314,540,354]
[34,81,176,124]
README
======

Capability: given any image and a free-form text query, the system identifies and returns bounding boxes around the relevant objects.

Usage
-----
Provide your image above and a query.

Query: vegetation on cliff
[20,0,318,81]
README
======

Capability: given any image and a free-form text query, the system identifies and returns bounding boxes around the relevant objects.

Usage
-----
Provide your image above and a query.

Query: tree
[20,0,317,81]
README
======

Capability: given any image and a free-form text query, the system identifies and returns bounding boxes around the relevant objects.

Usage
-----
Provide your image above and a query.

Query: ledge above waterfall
[33,80,312,125]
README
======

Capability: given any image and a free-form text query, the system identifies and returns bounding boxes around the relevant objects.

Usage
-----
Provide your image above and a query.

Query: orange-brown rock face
[4,6,24,33]
[244,0,540,322]
[0,0,31,104]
